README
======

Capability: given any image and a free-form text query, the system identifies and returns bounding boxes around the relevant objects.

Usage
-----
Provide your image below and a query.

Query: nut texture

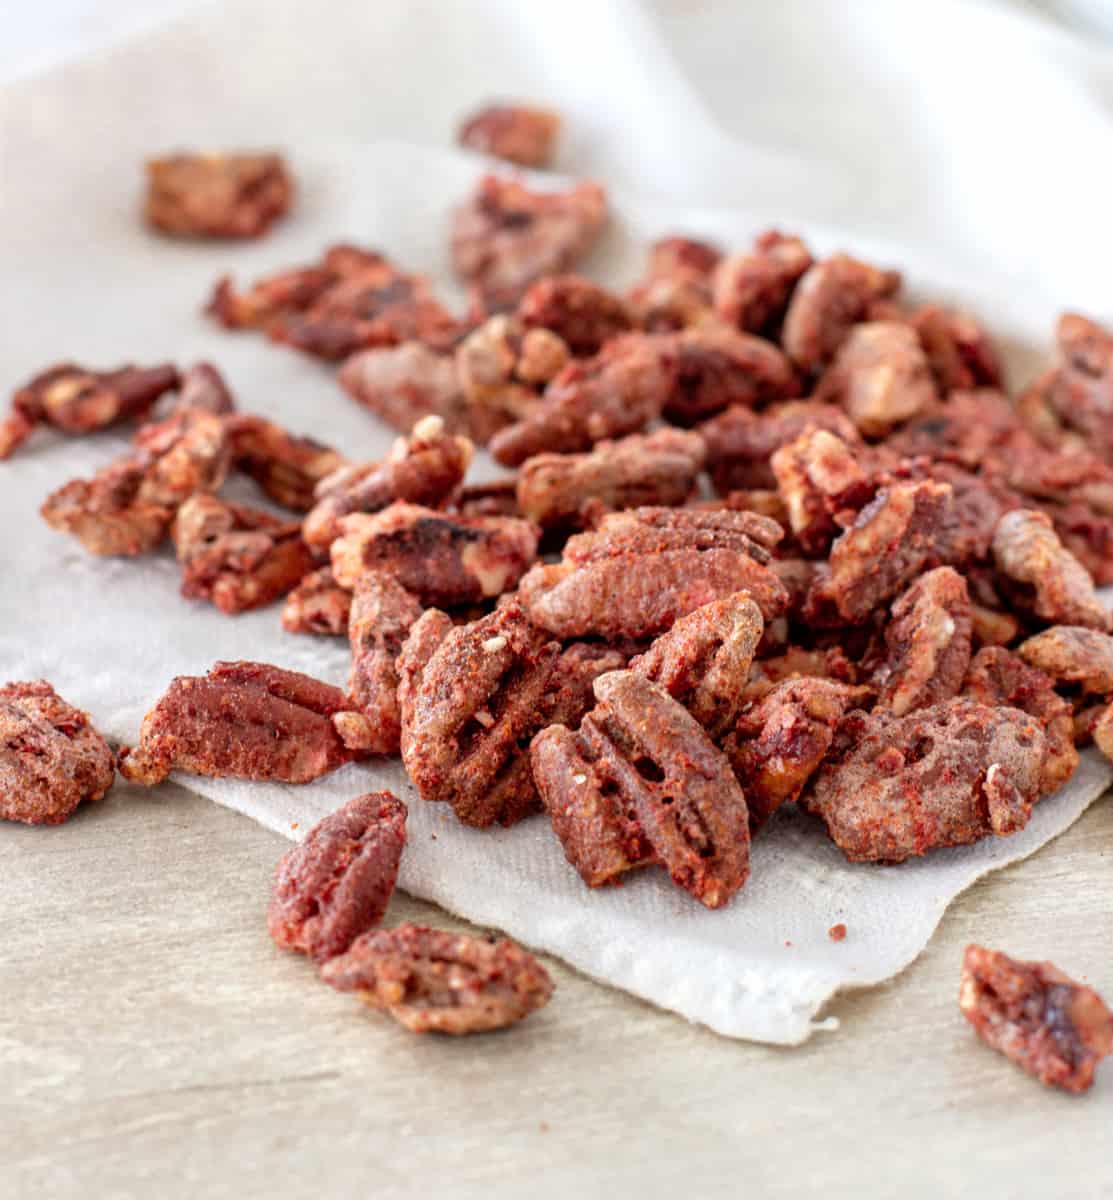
[145,151,291,238]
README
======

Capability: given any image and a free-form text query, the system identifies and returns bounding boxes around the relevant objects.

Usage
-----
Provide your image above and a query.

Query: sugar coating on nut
[145,151,292,238]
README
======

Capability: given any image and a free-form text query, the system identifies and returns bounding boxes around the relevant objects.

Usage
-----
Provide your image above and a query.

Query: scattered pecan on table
[457,102,562,168]
[517,275,633,356]
[145,151,292,238]
[224,414,347,512]
[338,341,469,434]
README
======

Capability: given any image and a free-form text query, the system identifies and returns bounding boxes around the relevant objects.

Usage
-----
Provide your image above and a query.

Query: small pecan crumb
[145,151,292,238]
[828,924,848,943]
[457,103,561,168]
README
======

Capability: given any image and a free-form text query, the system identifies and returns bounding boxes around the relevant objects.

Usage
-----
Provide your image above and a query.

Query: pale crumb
[985,762,1002,788]
[412,414,445,441]
[474,709,495,728]
[482,635,508,652]
[572,773,587,785]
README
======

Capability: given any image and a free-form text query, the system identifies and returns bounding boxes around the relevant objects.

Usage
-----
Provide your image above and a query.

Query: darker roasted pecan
[712,230,813,337]
[489,333,676,467]
[118,661,373,786]
[451,174,608,306]
[1018,625,1113,695]
[321,923,553,1034]
[518,275,633,356]
[145,151,291,238]
[172,493,314,614]
[1,362,179,459]
[224,414,347,512]
[268,792,407,963]
[960,945,1113,1094]
[806,699,1046,862]
[338,342,469,435]
[330,501,539,604]
[457,102,562,167]
[516,428,705,529]
[962,647,1077,796]
[532,670,751,907]
[0,681,115,825]
[281,566,352,636]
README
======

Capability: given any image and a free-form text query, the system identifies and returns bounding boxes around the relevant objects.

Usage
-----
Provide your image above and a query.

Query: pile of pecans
[2,108,1113,1069]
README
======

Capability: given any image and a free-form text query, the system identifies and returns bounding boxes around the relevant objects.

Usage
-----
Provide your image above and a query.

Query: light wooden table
[2,783,1110,1199]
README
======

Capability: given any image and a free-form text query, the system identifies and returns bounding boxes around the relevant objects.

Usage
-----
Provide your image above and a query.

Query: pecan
[176,362,236,415]
[457,103,561,167]
[1092,706,1113,763]
[118,661,373,786]
[171,493,314,614]
[887,388,1022,468]
[741,644,860,705]
[451,479,523,519]
[320,923,553,1034]
[0,681,115,825]
[516,428,705,529]
[268,792,407,963]
[337,341,468,435]
[959,945,1113,1094]
[489,333,676,467]
[624,236,722,331]
[1018,625,1113,694]
[281,567,352,636]
[962,647,1078,796]
[330,501,538,604]
[145,151,291,238]
[531,670,751,907]
[1,362,179,459]
[928,460,1020,566]
[906,305,1002,392]
[971,604,1021,649]
[517,274,633,356]
[645,236,723,283]
[1046,499,1113,587]
[711,230,813,336]
[396,608,457,747]
[451,174,608,306]
[224,414,347,512]
[805,699,1046,862]
[781,254,901,373]
[303,416,472,551]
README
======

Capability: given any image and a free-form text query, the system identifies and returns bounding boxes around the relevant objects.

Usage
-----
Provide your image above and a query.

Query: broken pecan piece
[268,792,407,964]
[627,235,721,331]
[1018,625,1113,695]
[959,945,1113,1094]
[224,414,347,512]
[712,230,813,337]
[457,103,562,168]
[175,362,236,415]
[281,567,352,637]
[321,923,553,1034]
[145,151,291,238]
[517,274,633,356]
[0,681,115,825]
[337,341,468,434]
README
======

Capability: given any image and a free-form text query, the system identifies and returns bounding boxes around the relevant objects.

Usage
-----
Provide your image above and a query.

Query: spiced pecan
[396,608,457,748]
[320,923,554,1034]
[457,103,561,167]
[268,792,407,963]
[741,644,860,705]
[118,661,373,786]
[887,388,1021,468]
[711,230,812,336]
[907,305,1002,392]
[281,567,352,636]
[531,670,751,907]
[806,699,1046,862]
[224,414,347,512]
[145,151,291,238]
[645,236,723,283]
[176,362,236,415]
[0,681,115,825]
[517,275,633,356]
[959,945,1113,1094]
[337,342,468,435]
[1018,625,1113,695]
[451,479,523,519]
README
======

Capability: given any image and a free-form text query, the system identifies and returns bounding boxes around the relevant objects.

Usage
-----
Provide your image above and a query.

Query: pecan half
[1018,625,1113,694]
[457,103,562,167]
[517,274,633,356]
[145,151,291,238]
[224,414,347,512]
[712,230,813,336]
[337,341,468,434]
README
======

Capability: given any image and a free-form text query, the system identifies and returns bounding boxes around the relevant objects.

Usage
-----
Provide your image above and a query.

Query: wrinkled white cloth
[2,0,1112,1043]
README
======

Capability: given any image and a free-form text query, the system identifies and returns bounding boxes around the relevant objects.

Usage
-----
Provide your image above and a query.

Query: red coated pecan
[959,945,1113,1094]
[171,493,314,614]
[906,305,1002,393]
[176,362,236,415]
[320,923,554,1034]
[741,644,860,705]
[0,681,115,825]
[281,566,352,636]
[872,567,972,716]
[303,416,472,552]
[224,414,347,512]
[626,235,722,331]
[805,699,1046,862]
[887,388,1022,468]
[971,604,1021,649]
[646,236,723,283]
[515,428,705,529]
[1,362,179,459]
[962,647,1077,796]
[268,792,407,963]
[457,103,562,167]
[489,332,676,467]
[531,670,751,907]
[712,230,813,336]
[517,275,633,356]
[118,661,373,786]
[145,151,291,238]
[396,608,457,744]
[451,174,608,306]
[330,501,539,604]
[337,342,468,435]
[1018,625,1113,694]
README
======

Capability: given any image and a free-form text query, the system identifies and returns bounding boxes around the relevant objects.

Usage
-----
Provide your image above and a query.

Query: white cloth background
[2,0,1112,1043]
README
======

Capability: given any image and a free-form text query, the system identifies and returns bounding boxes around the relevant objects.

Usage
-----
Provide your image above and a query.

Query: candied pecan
[330,501,539,605]
[908,305,1002,392]
[172,493,314,614]
[281,566,352,636]
[451,174,608,306]
[516,428,705,529]
[1,362,179,459]
[338,342,468,435]
[268,792,406,963]
[626,237,720,331]
[457,102,561,167]
[992,509,1109,631]
[176,362,236,415]
[806,699,1046,863]
[303,416,472,551]
[401,604,560,827]
[546,642,630,725]
[959,945,1113,1094]
[1091,706,1113,763]
[646,235,723,283]
[699,400,861,493]
[712,230,813,336]
[1046,499,1113,587]
[872,567,972,716]
[489,333,676,467]
[0,681,115,826]
[396,608,457,747]
[224,414,346,512]
[724,678,870,830]
[118,661,373,786]
[129,408,231,507]
[815,321,937,437]
[663,324,799,426]
[887,388,1022,468]
[321,923,553,1034]
[742,644,860,705]
[517,275,633,356]
[805,480,954,624]
[1017,626,1113,695]
[924,460,1020,566]
[145,151,291,238]
[781,254,901,374]
[629,591,764,738]
[972,604,1021,649]
[451,479,522,520]
[962,647,1077,796]
[532,670,750,907]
